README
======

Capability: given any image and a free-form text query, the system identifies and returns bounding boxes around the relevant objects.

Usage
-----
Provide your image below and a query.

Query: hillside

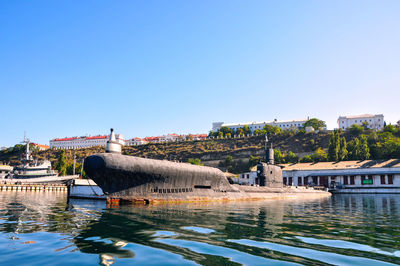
[0,131,330,173]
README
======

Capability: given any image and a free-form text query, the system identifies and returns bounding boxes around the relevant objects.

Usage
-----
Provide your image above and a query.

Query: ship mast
[21,131,31,162]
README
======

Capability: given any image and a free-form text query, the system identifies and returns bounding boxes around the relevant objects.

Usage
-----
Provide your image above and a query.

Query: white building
[125,137,148,146]
[49,134,125,149]
[282,160,400,193]
[159,134,181,142]
[337,114,384,130]
[238,171,258,185]
[212,119,308,133]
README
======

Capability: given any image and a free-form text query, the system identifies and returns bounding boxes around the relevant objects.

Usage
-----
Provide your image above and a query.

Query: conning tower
[106,128,122,154]
[256,134,282,188]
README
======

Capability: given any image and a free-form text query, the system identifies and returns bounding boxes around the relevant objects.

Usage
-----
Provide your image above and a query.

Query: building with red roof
[49,133,124,149]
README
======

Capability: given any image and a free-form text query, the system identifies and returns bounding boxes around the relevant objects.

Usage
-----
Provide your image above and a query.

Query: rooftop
[220,119,307,127]
[338,114,383,119]
[281,159,400,171]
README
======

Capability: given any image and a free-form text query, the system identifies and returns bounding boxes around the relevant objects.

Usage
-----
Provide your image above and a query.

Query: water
[0,192,399,265]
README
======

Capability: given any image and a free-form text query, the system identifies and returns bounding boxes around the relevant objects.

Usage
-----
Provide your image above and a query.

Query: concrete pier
[0,183,67,192]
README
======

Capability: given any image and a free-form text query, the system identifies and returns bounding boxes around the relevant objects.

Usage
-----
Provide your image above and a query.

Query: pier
[0,183,67,192]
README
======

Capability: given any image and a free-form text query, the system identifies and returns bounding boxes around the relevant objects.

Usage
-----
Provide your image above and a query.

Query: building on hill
[126,133,207,145]
[212,119,308,133]
[31,143,49,151]
[49,134,125,149]
[281,159,400,193]
[125,137,148,146]
[191,134,208,140]
[337,114,384,130]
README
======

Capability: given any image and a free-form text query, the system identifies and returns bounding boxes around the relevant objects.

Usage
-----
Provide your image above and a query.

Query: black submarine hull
[84,153,330,204]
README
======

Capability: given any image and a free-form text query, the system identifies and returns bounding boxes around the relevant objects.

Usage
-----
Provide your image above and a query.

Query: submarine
[84,129,330,204]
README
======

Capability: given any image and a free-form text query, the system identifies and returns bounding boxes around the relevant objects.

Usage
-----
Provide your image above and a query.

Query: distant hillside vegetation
[0,131,330,173]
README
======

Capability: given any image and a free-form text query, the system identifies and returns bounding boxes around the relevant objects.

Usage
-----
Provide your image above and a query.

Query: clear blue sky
[1,0,399,147]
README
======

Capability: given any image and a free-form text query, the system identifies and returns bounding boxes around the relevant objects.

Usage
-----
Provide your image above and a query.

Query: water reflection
[0,192,400,265]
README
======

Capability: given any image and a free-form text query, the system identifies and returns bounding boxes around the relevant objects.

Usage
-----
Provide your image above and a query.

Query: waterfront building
[212,118,308,133]
[337,114,384,130]
[282,159,400,193]
[50,134,125,149]
[238,171,258,185]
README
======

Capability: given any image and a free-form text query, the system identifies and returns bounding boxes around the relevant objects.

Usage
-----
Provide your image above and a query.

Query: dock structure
[0,183,67,192]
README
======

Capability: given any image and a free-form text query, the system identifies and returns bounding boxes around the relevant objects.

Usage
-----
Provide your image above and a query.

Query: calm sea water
[0,192,399,265]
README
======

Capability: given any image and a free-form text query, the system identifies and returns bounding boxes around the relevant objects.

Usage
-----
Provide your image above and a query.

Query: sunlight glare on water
[0,191,399,265]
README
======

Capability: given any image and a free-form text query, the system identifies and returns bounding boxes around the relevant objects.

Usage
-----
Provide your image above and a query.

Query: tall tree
[56,150,67,176]
[359,135,370,160]
[338,137,348,161]
[328,131,340,161]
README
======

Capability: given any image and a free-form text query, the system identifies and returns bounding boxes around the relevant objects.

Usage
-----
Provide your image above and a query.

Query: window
[361,175,373,185]
[298,176,302,186]
[350,176,355,185]
[288,177,293,186]
[283,177,287,185]
[247,174,249,179]
[388,174,394,184]
[380,175,386,184]
[343,176,348,185]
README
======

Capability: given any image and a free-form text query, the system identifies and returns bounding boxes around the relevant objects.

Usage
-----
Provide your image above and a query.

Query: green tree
[218,127,234,137]
[362,121,370,130]
[383,124,397,134]
[208,130,216,137]
[338,137,348,161]
[300,155,313,163]
[274,149,286,164]
[254,129,262,135]
[348,124,364,135]
[56,150,67,176]
[359,135,370,160]
[225,155,233,165]
[263,125,282,137]
[248,155,261,169]
[242,125,251,135]
[348,138,360,160]
[286,151,298,163]
[311,148,328,162]
[188,158,204,166]
[236,128,244,136]
[328,131,340,161]
[303,118,326,130]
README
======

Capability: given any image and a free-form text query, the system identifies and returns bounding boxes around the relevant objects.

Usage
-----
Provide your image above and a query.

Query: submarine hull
[84,153,330,204]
